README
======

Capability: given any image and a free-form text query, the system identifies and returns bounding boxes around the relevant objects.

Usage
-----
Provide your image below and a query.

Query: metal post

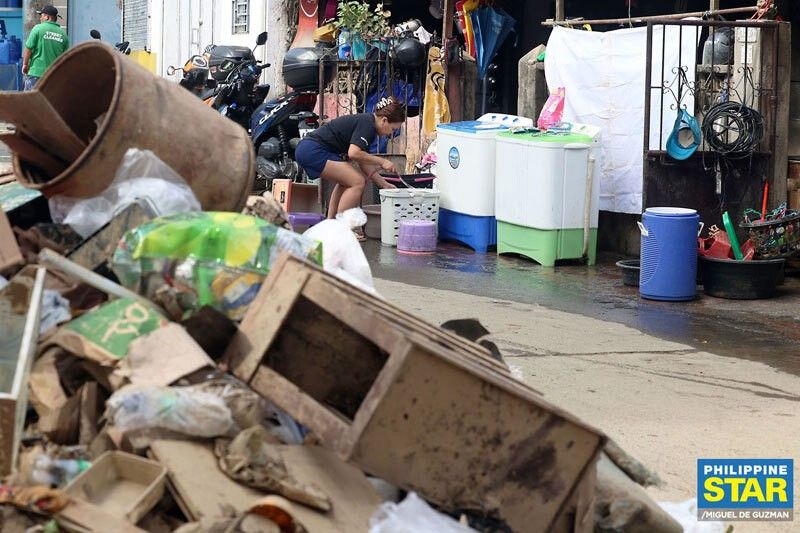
[556,0,565,22]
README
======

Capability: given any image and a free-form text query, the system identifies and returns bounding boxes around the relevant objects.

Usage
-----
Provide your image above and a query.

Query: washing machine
[435,113,532,252]
[494,125,601,266]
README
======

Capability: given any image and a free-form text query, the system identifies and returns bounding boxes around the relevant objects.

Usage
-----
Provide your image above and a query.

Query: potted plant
[335,1,391,60]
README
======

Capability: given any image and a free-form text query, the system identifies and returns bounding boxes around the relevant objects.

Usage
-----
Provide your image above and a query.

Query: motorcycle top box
[283,47,331,90]
[208,45,256,81]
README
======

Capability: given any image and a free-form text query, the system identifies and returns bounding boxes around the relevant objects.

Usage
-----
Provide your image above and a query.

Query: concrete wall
[142,0,287,90]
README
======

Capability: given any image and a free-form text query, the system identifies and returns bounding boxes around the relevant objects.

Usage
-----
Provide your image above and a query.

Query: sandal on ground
[352,229,367,242]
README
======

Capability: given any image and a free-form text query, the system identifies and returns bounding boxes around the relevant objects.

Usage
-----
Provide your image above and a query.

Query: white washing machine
[494,125,601,266]
[435,113,532,252]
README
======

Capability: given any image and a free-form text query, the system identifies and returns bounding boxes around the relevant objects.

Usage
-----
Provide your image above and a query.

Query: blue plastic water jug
[639,207,703,301]
[0,40,11,65]
[9,36,21,62]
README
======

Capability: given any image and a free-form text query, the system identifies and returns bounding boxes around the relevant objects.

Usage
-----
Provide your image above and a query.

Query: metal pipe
[38,248,164,314]
[583,156,595,259]
[542,6,759,27]
[643,22,653,208]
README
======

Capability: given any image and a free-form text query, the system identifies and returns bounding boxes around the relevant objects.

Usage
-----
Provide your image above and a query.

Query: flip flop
[352,229,367,242]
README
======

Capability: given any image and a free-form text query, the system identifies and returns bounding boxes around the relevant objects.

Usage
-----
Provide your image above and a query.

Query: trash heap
[0,43,685,533]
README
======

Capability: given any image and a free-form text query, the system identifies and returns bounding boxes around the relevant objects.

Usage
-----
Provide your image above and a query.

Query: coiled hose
[702,102,764,159]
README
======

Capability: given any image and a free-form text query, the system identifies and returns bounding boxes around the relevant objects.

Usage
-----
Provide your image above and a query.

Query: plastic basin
[616,259,640,287]
[700,256,785,299]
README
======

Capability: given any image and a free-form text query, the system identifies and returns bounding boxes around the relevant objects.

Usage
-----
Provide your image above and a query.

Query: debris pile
[0,46,681,533]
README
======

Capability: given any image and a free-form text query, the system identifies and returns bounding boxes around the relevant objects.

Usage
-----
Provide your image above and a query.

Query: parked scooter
[89,29,131,55]
[249,46,333,189]
[167,55,216,99]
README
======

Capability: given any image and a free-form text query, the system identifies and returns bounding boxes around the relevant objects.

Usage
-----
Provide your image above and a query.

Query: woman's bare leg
[320,160,366,215]
[327,184,343,218]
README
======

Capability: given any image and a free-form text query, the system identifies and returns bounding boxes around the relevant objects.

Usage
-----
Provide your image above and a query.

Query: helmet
[392,37,426,69]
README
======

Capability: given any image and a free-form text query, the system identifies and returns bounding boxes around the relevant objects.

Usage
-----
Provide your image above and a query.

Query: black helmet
[393,37,426,69]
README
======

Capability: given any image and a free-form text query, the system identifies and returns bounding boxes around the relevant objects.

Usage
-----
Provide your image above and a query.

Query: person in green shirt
[22,5,69,91]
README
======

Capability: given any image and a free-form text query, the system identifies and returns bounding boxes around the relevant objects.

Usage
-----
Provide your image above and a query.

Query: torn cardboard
[123,323,214,387]
[0,209,23,271]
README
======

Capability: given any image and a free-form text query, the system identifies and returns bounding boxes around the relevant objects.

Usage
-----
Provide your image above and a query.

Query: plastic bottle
[31,455,92,487]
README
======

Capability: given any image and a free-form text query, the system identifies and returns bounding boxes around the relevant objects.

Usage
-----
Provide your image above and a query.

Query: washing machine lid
[496,131,594,145]
[438,121,510,134]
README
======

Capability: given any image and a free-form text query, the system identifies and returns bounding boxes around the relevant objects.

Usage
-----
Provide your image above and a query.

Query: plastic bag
[537,87,566,130]
[111,212,323,320]
[369,492,477,533]
[303,208,375,292]
[658,499,725,533]
[50,148,201,238]
[105,384,237,438]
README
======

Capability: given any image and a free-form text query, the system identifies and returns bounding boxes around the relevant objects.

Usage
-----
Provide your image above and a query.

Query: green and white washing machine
[494,129,600,266]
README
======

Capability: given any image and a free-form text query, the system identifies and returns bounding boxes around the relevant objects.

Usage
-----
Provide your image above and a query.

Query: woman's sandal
[352,228,367,242]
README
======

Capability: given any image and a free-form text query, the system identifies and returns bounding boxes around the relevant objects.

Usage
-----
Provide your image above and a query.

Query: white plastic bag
[303,208,375,292]
[657,499,726,533]
[50,148,201,238]
[105,384,236,438]
[369,492,477,533]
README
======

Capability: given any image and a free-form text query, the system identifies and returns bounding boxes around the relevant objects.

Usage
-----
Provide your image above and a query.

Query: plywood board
[149,440,380,532]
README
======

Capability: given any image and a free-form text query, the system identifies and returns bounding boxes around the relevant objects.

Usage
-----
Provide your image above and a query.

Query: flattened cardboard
[125,324,214,387]
[0,209,23,271]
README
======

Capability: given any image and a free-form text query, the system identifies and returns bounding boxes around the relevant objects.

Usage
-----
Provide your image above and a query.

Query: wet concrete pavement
[363,240,800,376]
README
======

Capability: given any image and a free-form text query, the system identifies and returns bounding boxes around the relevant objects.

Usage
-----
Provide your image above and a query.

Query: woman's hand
[380,159,398,175]
[368,168,397,189]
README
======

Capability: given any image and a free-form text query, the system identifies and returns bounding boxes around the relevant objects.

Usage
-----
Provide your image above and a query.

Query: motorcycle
[211,36,328,190]
[167,54,217,99]
[89,29,131,55]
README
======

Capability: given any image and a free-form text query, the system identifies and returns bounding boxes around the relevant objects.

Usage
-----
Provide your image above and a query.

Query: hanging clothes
[422,47,451,136]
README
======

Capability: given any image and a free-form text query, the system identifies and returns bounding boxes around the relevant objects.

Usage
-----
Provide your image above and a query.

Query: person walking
[295,97,405,235]
[22,5,69,91]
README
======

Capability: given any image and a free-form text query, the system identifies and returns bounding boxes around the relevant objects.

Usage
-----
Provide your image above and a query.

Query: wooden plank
[0,92,87,163]
[224,257,311,383]
[149,440,380,532]
[770,23,791,207]
[67,204,152,271]
[149,440,262,521]
[0,132,69,177]
[0,267,45,476]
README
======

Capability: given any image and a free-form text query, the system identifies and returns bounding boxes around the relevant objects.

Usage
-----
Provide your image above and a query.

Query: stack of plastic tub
[435,114,532,253]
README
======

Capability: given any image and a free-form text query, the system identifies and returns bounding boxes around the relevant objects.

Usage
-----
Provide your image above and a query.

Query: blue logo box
[698,459,794,510]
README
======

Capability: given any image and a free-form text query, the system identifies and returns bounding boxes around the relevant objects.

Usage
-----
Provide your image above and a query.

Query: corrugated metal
[124,0,149,50]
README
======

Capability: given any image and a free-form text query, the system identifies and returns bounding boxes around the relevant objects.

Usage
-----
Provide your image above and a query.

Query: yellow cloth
[422,47,451,136]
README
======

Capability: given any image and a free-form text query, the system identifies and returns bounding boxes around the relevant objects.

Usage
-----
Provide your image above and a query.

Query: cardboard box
[64,451,167,524]
[272,179,321,213]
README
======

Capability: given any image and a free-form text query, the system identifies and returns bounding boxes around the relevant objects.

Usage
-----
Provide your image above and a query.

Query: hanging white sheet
[545,25,698,214]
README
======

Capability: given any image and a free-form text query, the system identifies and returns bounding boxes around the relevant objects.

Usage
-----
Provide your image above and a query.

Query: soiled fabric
[545,25,698,214]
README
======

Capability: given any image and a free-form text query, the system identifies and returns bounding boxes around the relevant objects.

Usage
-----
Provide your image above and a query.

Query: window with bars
[232,0,249,34]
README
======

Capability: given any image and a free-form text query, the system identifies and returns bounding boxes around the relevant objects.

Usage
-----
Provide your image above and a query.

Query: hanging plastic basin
[700,256,785,299]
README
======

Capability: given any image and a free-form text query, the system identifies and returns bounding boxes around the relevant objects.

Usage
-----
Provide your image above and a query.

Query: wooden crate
[225,255,605,532]
[0,267,45,476]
